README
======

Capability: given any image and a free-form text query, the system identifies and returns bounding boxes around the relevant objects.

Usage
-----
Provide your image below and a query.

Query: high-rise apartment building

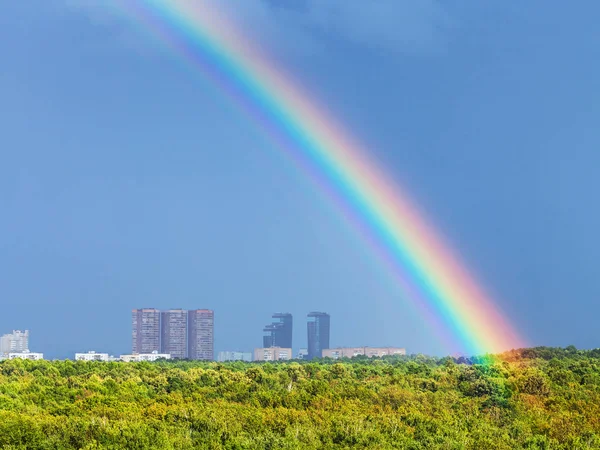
[262,313,293,349]
[161,309,188,359]
[0,330,29,355]
[132,308,161,354]
[307,312,330,360]
[188,309,214,360]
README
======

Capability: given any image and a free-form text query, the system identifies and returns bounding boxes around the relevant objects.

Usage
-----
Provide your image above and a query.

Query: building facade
[0,330,29,355]
[307,312,330,360]
[322,347,406,360]
[217,351,253,362]
[75,351,110,362]
[253,347,292,362]
[120,351,171,362]
[296,348,308,360]
[132,308,161,354]
[188,309,214,360]
[9,352,43,360]
[262,313,293,349]
[161,309,188,359]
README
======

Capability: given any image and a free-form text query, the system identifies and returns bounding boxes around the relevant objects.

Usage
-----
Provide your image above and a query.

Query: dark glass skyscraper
[307,312,330,360]
[263,313,293,348]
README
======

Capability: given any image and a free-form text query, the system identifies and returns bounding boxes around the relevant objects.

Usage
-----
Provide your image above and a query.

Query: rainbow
[117,0,523,355]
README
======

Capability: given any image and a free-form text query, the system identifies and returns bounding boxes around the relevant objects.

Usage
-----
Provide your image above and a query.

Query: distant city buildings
[132,309,161,354]
[120,351,171,362]
[322,347,406,360]
[254,347,292,362]
[75,351,110,362]
[0,309,406,362]
[263,313,293,349]
[255,311,332,361]
[0,330,29,355]
[161,309,188,359]
[307,312,330,360]
[9,351,43,360]
[132,308,214,360]
[218,351,252,362]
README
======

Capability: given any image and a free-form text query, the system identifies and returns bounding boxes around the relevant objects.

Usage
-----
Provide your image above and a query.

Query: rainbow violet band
[121,0,524,355]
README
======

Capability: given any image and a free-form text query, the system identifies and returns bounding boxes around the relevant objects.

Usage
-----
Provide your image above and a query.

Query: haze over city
[2,1,600,360]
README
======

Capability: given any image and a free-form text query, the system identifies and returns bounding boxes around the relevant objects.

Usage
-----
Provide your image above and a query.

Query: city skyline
[1,308,415,361]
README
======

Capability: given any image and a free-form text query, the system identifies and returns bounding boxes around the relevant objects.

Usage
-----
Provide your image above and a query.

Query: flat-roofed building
[253,347,292,362]
[218,351,252,362]
[188,309,214,361]
[297,348,308,360]
[161,309,188,359]
[9,351,43,360]
[132,308,161,354]
[0,330,29,355]
[322,347,406,359]
[120,351,171,362]
[75,351,110,361]
[307,312,330,360]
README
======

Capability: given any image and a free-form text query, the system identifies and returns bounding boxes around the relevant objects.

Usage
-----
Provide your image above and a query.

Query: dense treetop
[1,347,600,449]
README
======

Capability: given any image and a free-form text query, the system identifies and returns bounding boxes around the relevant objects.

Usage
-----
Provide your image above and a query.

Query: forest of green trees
[1,347,600,449]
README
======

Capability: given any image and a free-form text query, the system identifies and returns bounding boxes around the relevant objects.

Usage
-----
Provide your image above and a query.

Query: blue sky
[1,1,599,358]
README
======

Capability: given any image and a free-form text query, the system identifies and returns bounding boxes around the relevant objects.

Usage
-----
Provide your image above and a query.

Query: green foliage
[1,347,600,448]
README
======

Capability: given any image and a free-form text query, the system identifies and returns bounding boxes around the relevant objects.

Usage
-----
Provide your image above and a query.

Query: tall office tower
[307,312,330,360]
[0,330,29,355]
[160,309,188,359]
[132,308,161,354]
[188,309,214,360]
[262,313,293,348]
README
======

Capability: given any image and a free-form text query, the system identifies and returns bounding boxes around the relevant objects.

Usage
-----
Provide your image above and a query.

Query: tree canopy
[1,347,600,449]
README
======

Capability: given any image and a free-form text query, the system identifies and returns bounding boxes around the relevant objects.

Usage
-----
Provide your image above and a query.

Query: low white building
[217,351,252,362]
[120,351,171,362]
[296,348,308,360]
[322,347,406,360]
[9,351,44,360]
[75,351,110,362]
[253,347,292,362]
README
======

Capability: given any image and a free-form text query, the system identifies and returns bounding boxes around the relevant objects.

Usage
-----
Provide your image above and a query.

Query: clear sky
[1,1,599,359]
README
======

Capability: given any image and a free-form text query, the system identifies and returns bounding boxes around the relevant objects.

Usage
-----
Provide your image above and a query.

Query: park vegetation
[1,346,600,449]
